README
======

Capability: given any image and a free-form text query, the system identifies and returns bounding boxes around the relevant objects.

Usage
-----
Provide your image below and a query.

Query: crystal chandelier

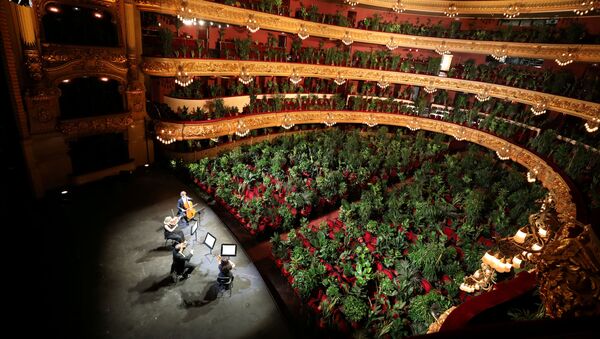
[503,3,520,18]
[453,128,467,141]
[423,82,437,94]
[475,89,491,102]
[491,45,508,62]
[406,118,419,131]
[585,118,599,133]
[289,69,303,85]
[297,24,309,40]
[175,64,193,87]
[364,114,378,127]
[392,0,405,13]
[574,1,595,15]
[530,101,547,115]
[157,128,176,144]
[246,14,260,33]
[235,120,249,137]
[344,0,359,7]
[444,3,458,18]
[341,31,353,46]
[238,66,253,85]
[177,0,198,26]
[386,37,398,51]
[555,50,575,66]
[281,114,294,129]
[434,41,451,55]
[334,73,346,85]
[527,167,539,183]
[376,76,389,89]
[495,146,510,160]
[323,112,336,127]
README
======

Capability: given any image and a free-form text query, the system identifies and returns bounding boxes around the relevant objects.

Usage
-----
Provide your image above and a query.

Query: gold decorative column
[15,3,42,81]
[124,2,153,165]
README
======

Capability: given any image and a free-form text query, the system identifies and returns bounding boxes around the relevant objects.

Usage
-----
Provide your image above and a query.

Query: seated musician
[163,216,185,244]
[177,191,197,225]
[172,241,196,279]
[217,255,236,284]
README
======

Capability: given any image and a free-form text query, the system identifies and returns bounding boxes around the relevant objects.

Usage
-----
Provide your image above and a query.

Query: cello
[183,199,198,220]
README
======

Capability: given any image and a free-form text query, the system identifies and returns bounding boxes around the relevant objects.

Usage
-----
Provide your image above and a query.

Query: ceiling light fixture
[555,50,576,66]
[177,0,198,26]
[584,118,599,133]
[376,76,389,89]
[235,120,249,137]
[364,114,378,127]
[491,45,508,62]
[281,114,295,129]
[530,101,547,115]
[238,66,253,85]
[323,112,336,127]
[435,41,451,55]
[475,89,491,102]
[289,69,303,85]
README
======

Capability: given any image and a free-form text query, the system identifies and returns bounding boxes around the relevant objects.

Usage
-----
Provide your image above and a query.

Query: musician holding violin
[177,191,198,225]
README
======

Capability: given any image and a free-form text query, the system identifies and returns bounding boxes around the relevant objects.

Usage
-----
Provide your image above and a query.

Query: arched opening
[58,77,124,120]
[68,132,129,175]
[42,4,118,47]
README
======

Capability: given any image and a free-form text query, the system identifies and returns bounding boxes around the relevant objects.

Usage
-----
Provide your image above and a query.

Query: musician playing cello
[177,191,198,225]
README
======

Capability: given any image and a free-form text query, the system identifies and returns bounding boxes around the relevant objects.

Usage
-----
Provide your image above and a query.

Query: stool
[216,276,233,297]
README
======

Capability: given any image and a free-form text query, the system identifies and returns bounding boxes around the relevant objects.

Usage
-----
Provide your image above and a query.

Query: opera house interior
[2,0,599,337]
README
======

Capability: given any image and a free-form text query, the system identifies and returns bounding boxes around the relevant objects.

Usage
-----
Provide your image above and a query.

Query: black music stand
[204,232,217,263]
[220,244,237,258]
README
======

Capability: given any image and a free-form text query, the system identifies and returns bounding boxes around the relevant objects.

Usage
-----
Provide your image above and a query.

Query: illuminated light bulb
[435,41,451,55]
[289,69,302,85]
[62,79,70,83]
[503,4,521,18]
[364,115,378,127]
[246,14,260,33]
[531,243,543,251]
[94,12,103,19]
[386,37,398,51]
[298,25,309,40]
[475,89,491,102]
[334,74,346,85]
[584,118,599,133]
[496,147,510,160]
[392,0,405,13]
[235,120,249,137]
[574,1,595,15]
[538,227,548,238]
[238,67,253,85]
[341,31,353,46]
[175,64,193,87]
[100,77,109,82]
[512,256,522,269]
[376,76,389,89]
[344,0,359,7]
[530,102,547,115]
[424,84,437,94]
[48,6,60,13]
[444,3,458,18]
[281,114,294,129]
[323,113,336,127]
[555,50,576,66]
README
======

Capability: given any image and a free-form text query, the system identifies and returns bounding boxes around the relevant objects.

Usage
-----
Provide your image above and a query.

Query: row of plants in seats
[207,1,599,44]
[153,31,598,102]
[185,128,546,336]
[188,129,447,234]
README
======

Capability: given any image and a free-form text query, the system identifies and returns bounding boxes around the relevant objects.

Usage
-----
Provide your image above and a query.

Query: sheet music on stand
[203,232,217,263]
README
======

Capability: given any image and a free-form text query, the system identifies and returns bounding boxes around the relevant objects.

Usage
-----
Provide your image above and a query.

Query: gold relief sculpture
[134,0,600,62]
[141,58,600,122]
[534,220,600,318]
[25,86,61,134]
[153,111,576,220]
[24,49,43,81]
[59,113,134,137]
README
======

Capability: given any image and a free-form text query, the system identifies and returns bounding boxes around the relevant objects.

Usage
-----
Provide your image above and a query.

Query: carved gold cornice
[155,111,576,221]
[141,58,600,121]
[359,0,595,16]
[59,113,134,137]
[133,0,600,62]
[43,45,128,85]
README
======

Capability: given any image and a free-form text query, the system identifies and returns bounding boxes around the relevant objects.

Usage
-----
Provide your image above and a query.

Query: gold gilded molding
[43,45,128,85]
[154,111,576,221]
[59,113,134,137]
[360,0,594,16]
[134,0,600,62]
[535,220,600,318]
[141,58,600,121]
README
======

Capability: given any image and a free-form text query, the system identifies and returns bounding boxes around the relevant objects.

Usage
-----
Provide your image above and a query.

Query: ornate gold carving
[154,111,576,221]
[25,87,61,134]
[141,58,600,121]
[359,0,594,16]
[427,306,457,334]
[59,113,134,137]
[534,220,600,318]
[133,0,600,62]
[24,49,43,81]
[43,45,128,85]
